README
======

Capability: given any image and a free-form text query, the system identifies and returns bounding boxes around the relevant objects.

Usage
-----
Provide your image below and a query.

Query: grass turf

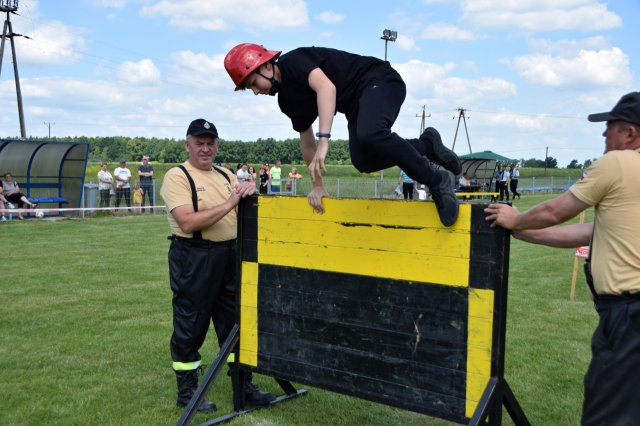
[0,194,595,425]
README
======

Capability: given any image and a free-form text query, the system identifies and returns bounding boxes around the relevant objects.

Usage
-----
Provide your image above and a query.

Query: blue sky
[1,0,638,166]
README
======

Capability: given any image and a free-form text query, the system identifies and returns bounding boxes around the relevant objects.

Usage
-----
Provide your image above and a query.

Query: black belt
[594,291,640,310]
[168,235,236,247]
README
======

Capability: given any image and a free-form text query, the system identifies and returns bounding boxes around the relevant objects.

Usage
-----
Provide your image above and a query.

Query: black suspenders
[177,165,231,240]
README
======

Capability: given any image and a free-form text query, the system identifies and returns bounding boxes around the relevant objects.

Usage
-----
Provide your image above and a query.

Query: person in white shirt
[509,164,521,199]
[113,160,132,211]
[417,184,427,201]
[236,163,250,183]
[498,164,510,201]
[97,162,113,209]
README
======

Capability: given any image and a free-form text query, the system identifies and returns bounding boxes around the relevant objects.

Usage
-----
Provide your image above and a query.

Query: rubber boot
[175,369,217,412]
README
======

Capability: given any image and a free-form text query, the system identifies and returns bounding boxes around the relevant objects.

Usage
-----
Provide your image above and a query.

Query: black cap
[588,92,640,127]
[186,118,218,138]
[119,159,126,163]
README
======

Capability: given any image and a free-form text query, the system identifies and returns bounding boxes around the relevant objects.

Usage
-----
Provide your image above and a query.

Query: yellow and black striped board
[237,196,510,424]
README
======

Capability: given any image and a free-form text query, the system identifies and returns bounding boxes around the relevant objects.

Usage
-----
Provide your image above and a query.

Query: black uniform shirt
[276,47,392,132]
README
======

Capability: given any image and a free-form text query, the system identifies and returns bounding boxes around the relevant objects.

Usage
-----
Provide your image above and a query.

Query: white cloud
[14,21,85,66]
[433,77,517,104]
[395,60,458,92]
[421,22,476,41]
[316,11,344,24]
[117,59,161,84]
[140,0,309,31]
[506,47,632,88]
[461,0,622,32]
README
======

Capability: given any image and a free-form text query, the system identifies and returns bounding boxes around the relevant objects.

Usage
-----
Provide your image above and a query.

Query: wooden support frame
[178,195,530,425]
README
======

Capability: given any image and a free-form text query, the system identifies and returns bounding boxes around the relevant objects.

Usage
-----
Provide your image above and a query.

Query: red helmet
[224,43,281,91]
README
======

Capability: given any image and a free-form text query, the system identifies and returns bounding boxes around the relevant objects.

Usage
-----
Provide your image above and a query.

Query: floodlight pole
[0,0,27,138]
[379,29,397,185]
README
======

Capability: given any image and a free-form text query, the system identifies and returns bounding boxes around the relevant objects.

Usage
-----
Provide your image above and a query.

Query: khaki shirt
[160,161,237,242]
[570,149,640,295]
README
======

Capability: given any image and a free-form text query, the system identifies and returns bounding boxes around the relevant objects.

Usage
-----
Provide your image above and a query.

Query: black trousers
[99,189,111,208]
[115,188,131,209]
[498,181,510,201]
[140,183,154,212]
[402,182,414,199]
[168,237,237,365]
[510,179,520,198]
[582,296,640,425]
[347,71,440,188]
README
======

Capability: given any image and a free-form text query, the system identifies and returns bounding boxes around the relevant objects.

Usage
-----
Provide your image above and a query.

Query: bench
[455,191,499,201]
[29,197,69,205]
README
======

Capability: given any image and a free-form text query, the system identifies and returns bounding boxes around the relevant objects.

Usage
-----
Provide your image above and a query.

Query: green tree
[566,159,582,169]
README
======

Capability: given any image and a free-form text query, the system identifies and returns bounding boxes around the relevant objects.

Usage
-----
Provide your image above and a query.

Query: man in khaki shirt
[485,92,640,425]
[160,118,275,412]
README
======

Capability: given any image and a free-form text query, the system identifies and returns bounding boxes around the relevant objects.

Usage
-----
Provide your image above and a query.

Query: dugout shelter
[0,139,89,214]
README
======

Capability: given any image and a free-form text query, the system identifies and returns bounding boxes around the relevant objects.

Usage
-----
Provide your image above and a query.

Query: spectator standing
[485,91,640,425]
[497,165,510,201]
[160,118,275,412]
[258,166,269,194]
[417,184,427,201]
[236,163,250,183]
[97,162,113,209]
[138,156,155,213]
[132,181,143,214]
[248,166,257,183]
[398,169,415,200]
[509,164,521,199]
[114,160,132,211]
[269,160,282,193]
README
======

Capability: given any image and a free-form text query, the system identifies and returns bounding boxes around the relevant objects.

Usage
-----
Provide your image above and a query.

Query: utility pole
[0,0,28,138]
[44,121,55,138]
[416,105,431,135]
[452,108,472,154]
[544,146,549,176]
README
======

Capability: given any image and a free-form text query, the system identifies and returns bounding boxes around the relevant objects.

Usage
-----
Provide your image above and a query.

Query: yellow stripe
[172,360,200,371]
[465,288,494,418]
[239,261,258,366]
[257,197,471,286]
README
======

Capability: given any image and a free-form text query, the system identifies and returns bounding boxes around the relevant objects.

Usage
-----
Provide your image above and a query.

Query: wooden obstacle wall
[237,196,510,424]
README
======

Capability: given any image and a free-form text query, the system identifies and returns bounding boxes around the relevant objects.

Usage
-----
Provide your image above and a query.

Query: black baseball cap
[186,118,218,138]
[588,92,640,127]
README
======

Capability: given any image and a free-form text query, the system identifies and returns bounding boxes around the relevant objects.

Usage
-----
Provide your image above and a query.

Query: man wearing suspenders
[160,119,275,412]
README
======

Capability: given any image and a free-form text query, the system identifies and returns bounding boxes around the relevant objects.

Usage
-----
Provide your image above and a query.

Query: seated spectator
[2,172,37,220]
[0,193,8,222]
[458,173,469,190]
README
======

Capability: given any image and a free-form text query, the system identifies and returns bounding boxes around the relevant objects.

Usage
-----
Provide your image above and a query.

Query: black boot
[244,371,276,406]
[175,369,217,412]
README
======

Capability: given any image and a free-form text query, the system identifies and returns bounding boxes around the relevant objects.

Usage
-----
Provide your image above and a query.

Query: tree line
[27,135,593,169]
[39,135,350,165]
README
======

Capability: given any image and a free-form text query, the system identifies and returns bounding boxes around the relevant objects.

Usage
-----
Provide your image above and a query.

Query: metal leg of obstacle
[468,377,530,426]
[176,324,307,426]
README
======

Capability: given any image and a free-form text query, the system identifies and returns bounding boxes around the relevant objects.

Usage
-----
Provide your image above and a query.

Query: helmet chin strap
[257,61,280,96]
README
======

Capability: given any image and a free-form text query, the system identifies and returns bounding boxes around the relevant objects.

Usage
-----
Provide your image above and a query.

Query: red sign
[575,246,590,258]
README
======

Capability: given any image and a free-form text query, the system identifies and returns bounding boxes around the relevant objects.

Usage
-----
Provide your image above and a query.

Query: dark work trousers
[99,189,111,208]
[347,72,441,188]
[140,182,154,212]
[115,188,131,210]
[582,296,640,425]
[510,179,520,198]
[402,182,414,199]
[168,237,237,365]
[498,181,510,201]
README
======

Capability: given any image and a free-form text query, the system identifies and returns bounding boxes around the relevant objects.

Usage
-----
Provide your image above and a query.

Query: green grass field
[0,194,596,425]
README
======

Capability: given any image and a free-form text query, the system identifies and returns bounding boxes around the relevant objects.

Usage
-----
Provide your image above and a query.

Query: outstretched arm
[300,127,328,213]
